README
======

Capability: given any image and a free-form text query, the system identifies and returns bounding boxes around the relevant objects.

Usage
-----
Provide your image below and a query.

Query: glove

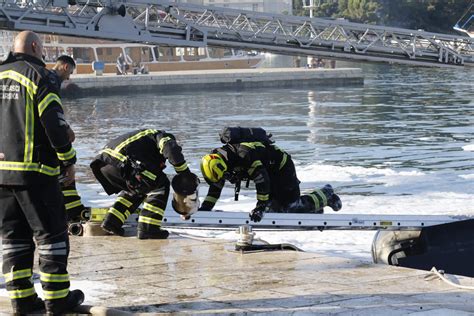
[249,202,267,223]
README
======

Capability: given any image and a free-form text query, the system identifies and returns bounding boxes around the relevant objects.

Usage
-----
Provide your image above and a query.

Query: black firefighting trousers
[0,179,71,311]
[269,158,301,209]
[269,158,326,213]
[98,164,170,234]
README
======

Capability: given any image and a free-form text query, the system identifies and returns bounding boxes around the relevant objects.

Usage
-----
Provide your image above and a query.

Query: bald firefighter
[0,31,84,314]
[91,129,199,239]
[200,127,342,222]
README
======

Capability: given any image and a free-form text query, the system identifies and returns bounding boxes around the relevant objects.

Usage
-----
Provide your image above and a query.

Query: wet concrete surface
[1,232,473,315]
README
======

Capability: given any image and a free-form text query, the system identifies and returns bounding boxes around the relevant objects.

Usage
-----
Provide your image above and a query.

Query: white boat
[1,32,265,74]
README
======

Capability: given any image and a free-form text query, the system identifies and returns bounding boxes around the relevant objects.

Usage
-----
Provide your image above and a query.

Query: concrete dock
[62,68,363,97]
[1,231,473,315]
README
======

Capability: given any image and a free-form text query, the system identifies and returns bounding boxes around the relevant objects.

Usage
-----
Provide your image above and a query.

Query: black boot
[101,215,124,236]
[137,229,169,240]
[45,289,84,316]
[321,184,342,212]
[302,184,342,213]
[12,295,45,315]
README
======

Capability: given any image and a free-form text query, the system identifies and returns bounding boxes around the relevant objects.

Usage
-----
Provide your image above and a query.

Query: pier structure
[62,67,363,97]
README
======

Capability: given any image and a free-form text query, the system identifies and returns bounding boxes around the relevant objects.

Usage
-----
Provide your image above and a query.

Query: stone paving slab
[1,232,473,315]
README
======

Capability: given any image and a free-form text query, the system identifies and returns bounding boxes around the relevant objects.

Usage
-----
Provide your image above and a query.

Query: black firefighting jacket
[201,142,289,210]
[0,53,76,185]
[90,129,189,195]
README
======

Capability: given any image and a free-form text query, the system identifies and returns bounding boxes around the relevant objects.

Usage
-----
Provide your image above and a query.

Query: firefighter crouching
[0,31,84,314]
[90,129,200,239]
[200,127,342,222]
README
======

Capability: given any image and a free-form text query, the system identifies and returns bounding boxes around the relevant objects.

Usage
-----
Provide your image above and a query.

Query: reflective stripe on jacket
[90,129,188,194]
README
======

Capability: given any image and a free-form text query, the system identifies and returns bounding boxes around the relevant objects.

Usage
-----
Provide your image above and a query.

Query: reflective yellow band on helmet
[62,190,79,197]
[57,147,76,161]
[174,162,188,172]
[248,160,263,176]
[117,197,133,208]
[143,203,164,216]
[141,170,156,181]
[204,196,217,204]
[4,268,32,283]
[257,194,269,201]
[8,287,36,299]
[38,93,61,117]
[240,142,265,149]
[0,70,38,99]
[102,148,127,162]
[40,272,69,283]
[43,288,69,300]
[115,129,157,152]
[108,207,126,223]
[0,161,59,176]
[65,200,82,210]
[279,153,288,170]
[158,136,172,154]
[138,216,162,227]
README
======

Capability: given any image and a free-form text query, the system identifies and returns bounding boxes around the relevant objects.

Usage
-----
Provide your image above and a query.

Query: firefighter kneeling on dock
[90,129,199,239]
[200,127,342,222]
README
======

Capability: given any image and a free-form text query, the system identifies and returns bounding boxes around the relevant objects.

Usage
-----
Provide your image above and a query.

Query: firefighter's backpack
[219,127,273,144]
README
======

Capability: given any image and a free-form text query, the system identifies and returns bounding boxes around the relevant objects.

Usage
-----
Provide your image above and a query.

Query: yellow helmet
[201,154,227,183]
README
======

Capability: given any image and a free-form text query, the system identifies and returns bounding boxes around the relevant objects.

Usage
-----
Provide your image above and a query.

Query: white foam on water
[460,173,474,180]
[463,144,474,151]
[293,163,427,192]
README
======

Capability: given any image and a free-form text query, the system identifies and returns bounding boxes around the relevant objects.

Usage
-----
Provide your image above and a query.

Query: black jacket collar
[1,52,46,67]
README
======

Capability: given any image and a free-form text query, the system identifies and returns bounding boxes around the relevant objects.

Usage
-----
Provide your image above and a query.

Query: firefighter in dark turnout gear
[200,127,342,222]
[50,55,89,223]
[0,31,84,315]
[90,129,199,239]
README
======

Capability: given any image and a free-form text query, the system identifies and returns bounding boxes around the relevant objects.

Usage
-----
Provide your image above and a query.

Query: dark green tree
[379,0,471,34]
[291,0,471,34]
[341,0,381,23]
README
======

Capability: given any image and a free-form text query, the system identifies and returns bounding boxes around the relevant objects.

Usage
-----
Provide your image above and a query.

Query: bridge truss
[0,0,473,67]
